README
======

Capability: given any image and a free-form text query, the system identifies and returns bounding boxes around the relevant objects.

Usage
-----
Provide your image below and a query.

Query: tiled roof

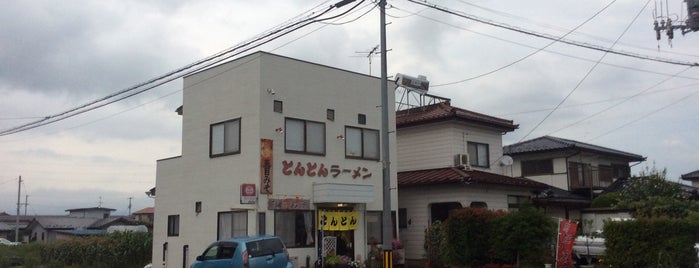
[31,217,98,230]
[504,136,645,161]
[396,102,518,131]
[682,170,699,181]
[65,207,116,212]
[133,207,154,215]
[397,167,548,189]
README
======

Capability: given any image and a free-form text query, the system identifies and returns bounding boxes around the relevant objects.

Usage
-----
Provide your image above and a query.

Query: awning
[313,183,374,203]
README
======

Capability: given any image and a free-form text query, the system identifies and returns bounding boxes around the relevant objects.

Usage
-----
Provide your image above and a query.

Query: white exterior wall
[153,53,397,268]
[509,151,632,191]
[397,184,533,260]
[396,122,506,175]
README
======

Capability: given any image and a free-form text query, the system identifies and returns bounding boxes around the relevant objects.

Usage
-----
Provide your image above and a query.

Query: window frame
[209,118,241,158]
[344,126,380,160]
[467,142,490,168]
[284,118,326,156]
[273,210,316,248]
[217,211,248,240]
[521,159,554,176]
[507,195,530,212]
[167,215,180,237]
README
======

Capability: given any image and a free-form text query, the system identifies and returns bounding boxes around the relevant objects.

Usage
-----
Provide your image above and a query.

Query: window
[430,202,462,223]
[521,159,554,176]
[366,211,382,244]
[167,215,179,237]
[358,114,366,125]
[274,100,283,113]
[467,142,490,167]
[258,212,266,235]
[469,201,488,208]
[327,109,335,121]
[345,126,379,160]
[398,208,408,228]
[274,211,314,248]
[195,201,202,213]
[218,211,248,240]
[182,245,189,268]
[508,195,529,212]
[163,242,168,262]
[285,118,325,155]
[210,119,241,157]
[367,211,398,243]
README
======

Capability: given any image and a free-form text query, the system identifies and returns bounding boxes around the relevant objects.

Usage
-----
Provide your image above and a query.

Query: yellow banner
[318,210,358,231]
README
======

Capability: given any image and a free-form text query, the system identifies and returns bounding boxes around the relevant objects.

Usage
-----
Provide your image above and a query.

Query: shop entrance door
[324,230,354,258]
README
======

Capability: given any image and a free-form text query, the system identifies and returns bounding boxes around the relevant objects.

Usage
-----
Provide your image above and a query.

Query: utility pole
[379,0,393,267]
[15,176,21,243]
[23,195,28,216]
[128,197,133,215]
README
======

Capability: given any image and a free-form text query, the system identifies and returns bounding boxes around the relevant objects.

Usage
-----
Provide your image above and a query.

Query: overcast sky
[1,0,698,215]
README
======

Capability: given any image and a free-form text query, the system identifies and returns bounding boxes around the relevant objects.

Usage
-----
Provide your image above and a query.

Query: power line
[387,4,699,84]
[494,81,699,116]
[520,0,652,142]
[588,88,699,141]
[455,0,699,59]
[547,65,693,136]
[405,0,699,67]
[0,0,362,137]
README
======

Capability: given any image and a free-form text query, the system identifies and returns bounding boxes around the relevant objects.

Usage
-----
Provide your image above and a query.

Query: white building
[394,96,550,261]
[152,52,397,268]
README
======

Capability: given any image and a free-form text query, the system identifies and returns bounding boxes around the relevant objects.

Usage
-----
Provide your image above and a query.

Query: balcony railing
[569,165,614,190]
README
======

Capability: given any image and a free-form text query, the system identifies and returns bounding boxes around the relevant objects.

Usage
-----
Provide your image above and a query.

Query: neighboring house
[153,52,397,268]
[0,214,34,242]
[394,97,551,261]
[24,207,136,242]
[65,207,115,218]
[504,136,645,193]
[504,136,645,219]
[133,207,154,226]
[681,169,699,188]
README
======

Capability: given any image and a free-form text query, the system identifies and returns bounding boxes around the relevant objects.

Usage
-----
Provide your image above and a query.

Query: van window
[246,238,284,257]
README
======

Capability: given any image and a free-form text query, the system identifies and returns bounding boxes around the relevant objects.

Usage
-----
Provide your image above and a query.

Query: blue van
[190,235,293,268]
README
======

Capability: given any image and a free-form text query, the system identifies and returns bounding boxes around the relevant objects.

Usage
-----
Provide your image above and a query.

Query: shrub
[604,217,697,268]
[492,206,556,267]
[443,208,506,266]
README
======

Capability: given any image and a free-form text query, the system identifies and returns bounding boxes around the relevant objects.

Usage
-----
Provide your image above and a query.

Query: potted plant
[324,253,343,268]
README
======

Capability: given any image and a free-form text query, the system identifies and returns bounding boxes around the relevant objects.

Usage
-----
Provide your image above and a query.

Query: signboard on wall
[268,198,311,210]
[260,139,273,194]
[240,184,257,204]
[318,210,359,231]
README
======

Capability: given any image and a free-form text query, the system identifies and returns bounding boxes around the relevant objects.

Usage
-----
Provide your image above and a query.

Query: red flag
[556,220,578,268]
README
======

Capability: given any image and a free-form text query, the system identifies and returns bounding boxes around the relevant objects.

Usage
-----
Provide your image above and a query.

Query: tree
[616,165,698,218]
[492,205,556,268]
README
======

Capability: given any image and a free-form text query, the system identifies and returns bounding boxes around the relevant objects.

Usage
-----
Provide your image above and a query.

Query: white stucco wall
[397,184,534,260]
[396,121,506,175]
[153,52,397,268]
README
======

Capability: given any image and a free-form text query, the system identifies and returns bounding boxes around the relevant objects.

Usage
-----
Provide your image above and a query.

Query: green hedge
[604,218,697,268]
[425,207,555,268]
[0,232,151,268]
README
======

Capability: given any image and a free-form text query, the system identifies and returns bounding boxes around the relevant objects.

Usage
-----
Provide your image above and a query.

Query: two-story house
[152,52,398,268]
[504,136,646,192]
[503,136,646,220]
[395,96,550,261]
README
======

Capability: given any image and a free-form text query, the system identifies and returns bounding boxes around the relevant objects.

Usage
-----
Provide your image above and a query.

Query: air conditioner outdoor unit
[455,153,471,170]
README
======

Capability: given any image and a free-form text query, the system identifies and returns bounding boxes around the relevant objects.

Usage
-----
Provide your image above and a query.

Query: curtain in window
[211,124,225,155]
[232,212,247,237]
[286,119,304,151]
[345,127,362,157]
[363,129,379,159]
[224,121,239,153]
[306,122,325,154]
[218,213,233,240]
[303,212,314,245]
